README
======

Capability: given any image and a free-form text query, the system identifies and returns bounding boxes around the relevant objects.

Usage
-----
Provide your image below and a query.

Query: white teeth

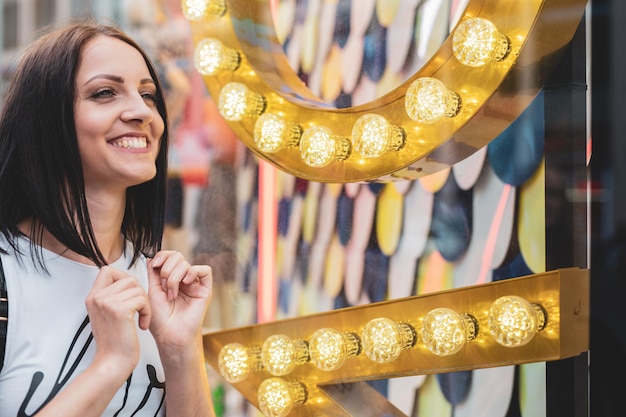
[112,138,147,149]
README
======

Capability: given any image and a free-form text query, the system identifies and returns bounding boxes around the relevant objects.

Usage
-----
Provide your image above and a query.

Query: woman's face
[74,35,165,193]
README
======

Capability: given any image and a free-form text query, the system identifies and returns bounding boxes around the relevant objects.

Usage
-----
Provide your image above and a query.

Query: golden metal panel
[203,268,589,416]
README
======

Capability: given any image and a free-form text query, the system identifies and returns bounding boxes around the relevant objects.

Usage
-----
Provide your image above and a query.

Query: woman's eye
[141,92,158,103]
[91,88,115,98]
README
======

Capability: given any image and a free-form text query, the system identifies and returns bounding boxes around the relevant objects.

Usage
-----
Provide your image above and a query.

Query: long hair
[0,19,169,268]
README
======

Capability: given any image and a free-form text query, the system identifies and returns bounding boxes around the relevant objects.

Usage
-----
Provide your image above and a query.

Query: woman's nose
[121,93,155,123]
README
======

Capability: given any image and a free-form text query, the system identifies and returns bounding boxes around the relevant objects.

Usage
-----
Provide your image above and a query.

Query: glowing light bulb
[420,308,478,356]
[405,77,460,124]
[308,328,361,371]
[299,126,351,168]
[254,113,302,153]
[218,82,266,122]
[261,334,309,376]
[182,0,226,20]
[351,114,405,158]
[361,317,416,363]
[194,38,240,76]
[453,17,510,67]
[258,378,307,417]
[488,296,547,347]
[217,343,263,383]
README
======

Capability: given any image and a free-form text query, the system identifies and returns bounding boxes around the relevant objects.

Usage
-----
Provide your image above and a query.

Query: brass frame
[203,268,589,416]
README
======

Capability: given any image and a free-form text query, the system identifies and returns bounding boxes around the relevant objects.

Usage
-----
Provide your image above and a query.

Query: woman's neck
[19,194,126,265]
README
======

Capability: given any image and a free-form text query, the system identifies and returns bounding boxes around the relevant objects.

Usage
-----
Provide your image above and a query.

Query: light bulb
[453,17,510,67]
[218,82,266,122]
[299,126,351,168]
[488,295,547,347]
[361,317,416,363]
[217,343,263,383]
[254,113,302,153]
[405,77,460,124]
[308,328,361,371]
[351,114,405,158]
[261,334,310,376]
[258,378,307,417]
[194,38,240,76]
[182,0,226,20]
[420,308,478,356]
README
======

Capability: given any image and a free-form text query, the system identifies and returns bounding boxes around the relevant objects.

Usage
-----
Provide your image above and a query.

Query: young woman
[0,20,216,417]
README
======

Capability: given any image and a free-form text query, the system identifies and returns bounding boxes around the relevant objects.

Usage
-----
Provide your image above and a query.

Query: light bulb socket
[205,0,227,17]
[292,339,311,365]
[182,0,227,20]
[491,33,511,62]
[285,124,303,147]
[443,91,461,118]
[531,303,547,331]
[461,314,478,342]
[248,346,264,372]
[387,125,406,152]
[343,332,362,358]
[247,94,267,117]
[398,322,417,350]
[334,137,351,161]
[288,380,308,406]
[219,48,242,72]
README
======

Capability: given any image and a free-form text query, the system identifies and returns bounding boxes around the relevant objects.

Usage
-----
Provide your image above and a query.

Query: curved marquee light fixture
[185,0,588,183]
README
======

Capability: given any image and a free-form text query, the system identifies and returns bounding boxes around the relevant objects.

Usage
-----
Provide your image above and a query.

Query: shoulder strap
[0,256,7,373]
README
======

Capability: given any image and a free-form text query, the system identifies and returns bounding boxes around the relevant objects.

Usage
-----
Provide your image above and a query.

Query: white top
[0,235,166,417]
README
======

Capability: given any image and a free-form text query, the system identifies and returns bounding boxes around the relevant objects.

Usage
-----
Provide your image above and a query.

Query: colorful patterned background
[205,0,584,415]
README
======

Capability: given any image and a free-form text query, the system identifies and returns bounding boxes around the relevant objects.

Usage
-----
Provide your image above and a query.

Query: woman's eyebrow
[83,74,156,86]
[84,73,123,85]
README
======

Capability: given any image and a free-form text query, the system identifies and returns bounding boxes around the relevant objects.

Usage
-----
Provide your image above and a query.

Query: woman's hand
[85,266,152,378]
[146,250,213,350]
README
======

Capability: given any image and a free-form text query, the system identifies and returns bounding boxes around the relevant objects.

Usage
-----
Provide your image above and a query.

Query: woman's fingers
[149,251,191,299]
[87,266,152,331]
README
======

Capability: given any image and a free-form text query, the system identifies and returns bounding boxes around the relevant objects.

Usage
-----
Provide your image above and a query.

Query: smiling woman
[185,0,588,183]
[0,20,216,417]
